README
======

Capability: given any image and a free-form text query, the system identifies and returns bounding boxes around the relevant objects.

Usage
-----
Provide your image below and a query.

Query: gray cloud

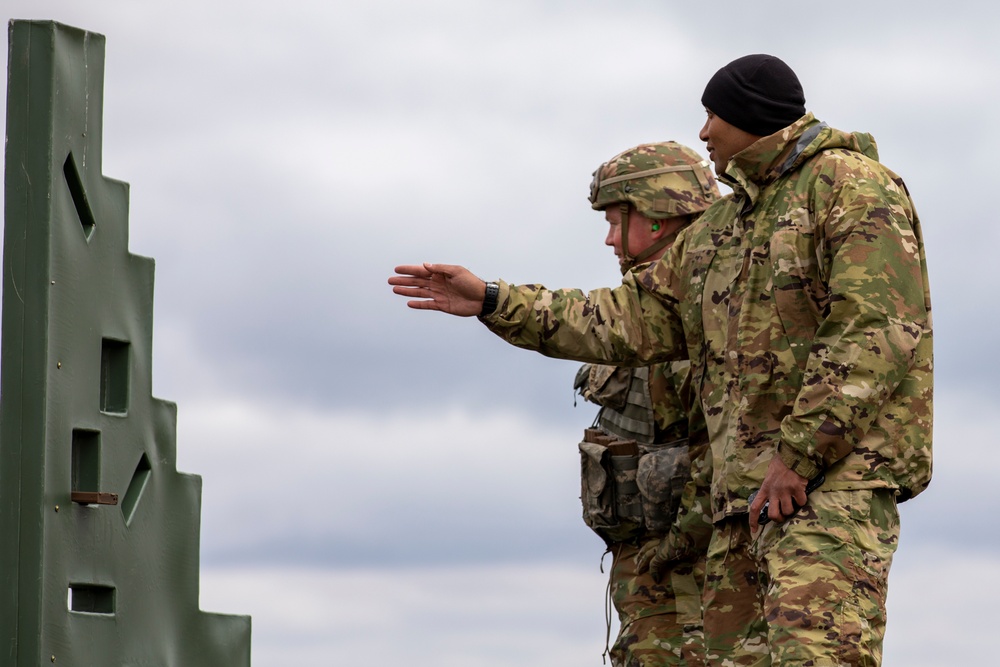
[1,2,997,664]
[5,0,995,557]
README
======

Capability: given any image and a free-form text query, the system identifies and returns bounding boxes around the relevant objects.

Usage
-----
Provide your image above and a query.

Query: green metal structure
[1,20,251,665]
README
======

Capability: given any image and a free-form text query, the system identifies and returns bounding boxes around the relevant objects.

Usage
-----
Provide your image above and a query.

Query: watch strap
[480,281,500,317]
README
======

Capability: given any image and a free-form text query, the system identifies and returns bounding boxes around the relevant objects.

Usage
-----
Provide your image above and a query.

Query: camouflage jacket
[577,261,714,555]
[484,114,933,521]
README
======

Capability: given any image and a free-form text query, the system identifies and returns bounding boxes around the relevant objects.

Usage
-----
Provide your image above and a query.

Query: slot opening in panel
[122,452,151,525]
[63,152,97,241]
[68,584,115,614]
[100,338,130,414]
[71,429,100,493]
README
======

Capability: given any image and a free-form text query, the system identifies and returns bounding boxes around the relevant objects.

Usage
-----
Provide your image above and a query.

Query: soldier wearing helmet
[391,53,932,667]
[576,142,719,666]
[589,141,719,274]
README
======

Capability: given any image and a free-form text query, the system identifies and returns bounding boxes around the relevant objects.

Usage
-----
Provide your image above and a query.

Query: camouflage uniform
[578,328,710,667]
[577,143,720,667]
[484,114,932,665]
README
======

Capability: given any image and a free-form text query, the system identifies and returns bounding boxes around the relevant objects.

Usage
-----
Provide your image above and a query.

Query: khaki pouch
[579,429,643,543]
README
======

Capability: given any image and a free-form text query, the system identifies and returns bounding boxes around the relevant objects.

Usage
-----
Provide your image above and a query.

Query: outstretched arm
[389,263,486,317]
[392,259,687,367]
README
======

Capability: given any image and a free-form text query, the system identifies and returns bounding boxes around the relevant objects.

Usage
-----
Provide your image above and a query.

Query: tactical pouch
[578,366,632,410]
[579,428,690,543]
[579,428,643,543]
[636,440,690,534]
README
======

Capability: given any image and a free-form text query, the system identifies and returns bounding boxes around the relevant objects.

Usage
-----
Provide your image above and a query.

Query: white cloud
[176,386,996,663]
[174,395,603,564]
[170,389,998,665]
[195,550,1000,667]
[884,547,999,666]
[200,563,610,667]
[1,1,998,664]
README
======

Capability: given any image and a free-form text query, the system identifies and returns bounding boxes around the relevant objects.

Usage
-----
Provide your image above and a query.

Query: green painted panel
[2,20,251,666]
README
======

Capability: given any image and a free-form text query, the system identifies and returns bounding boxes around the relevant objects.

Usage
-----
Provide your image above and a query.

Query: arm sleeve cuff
[776,440,822,479]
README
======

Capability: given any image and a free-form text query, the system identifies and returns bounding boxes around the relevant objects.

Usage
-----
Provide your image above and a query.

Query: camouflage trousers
[702,489,899,667]
[608,540,706,667]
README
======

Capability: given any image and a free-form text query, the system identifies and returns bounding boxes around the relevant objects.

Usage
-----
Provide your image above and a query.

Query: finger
[649,556,665,583]
[774,489,803,523]
[391,284,435,296]
[424,263,477,284]
[748,493,764,533]
[771,496,789,523]
[388,276,432,288]
[393,264,435,280]
[635,554,650,574]
[422,262,458,277]
[406,299,443,311]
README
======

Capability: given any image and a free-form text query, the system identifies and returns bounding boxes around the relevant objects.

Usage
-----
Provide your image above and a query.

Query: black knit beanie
[701,54,806,137]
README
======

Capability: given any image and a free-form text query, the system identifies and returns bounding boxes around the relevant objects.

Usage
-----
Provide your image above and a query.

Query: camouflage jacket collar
[720,113,880,207]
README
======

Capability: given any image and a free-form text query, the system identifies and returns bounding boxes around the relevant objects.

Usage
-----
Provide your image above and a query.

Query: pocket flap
[636,446,689,503]
[579,441,610,495]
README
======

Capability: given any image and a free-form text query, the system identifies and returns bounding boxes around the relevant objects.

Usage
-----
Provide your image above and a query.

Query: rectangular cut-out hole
[122,452,151,525]
[68,584,115,614]
[100,338,130,414]
[72,429,100,492]
[63,152,97,241]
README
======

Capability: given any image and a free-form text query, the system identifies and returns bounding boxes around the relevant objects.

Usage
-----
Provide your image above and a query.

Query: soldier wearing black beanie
[701,54,806,137]
[391,48,929,667]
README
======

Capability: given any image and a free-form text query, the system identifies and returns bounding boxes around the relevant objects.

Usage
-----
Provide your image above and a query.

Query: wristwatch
[480,281,499,317]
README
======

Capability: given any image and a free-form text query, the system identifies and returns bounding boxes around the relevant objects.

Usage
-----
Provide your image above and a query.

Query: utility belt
[579,427,691,545]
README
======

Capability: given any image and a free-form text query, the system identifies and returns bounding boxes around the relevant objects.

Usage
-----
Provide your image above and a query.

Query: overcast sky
[3,2,997,665]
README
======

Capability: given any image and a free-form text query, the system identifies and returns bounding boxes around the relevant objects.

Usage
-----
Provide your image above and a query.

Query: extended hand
[389,263,487,317]
[748,455,809,533]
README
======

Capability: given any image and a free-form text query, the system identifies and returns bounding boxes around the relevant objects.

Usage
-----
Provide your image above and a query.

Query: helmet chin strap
[618,204,685,275]
[619,202,634,270]
[629,231,679,266]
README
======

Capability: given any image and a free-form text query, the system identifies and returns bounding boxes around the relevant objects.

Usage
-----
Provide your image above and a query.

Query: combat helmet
[589,141,720,272]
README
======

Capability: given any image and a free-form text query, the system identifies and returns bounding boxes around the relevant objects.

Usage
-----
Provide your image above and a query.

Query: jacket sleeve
[481,261,687,366]
[777,165,933,478]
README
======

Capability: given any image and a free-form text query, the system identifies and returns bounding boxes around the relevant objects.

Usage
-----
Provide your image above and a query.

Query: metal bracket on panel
[70,492,119,505]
